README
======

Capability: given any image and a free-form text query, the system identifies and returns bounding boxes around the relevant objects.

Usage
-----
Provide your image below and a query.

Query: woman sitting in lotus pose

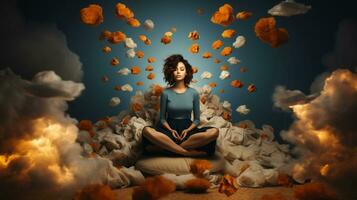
[141,54,219,157]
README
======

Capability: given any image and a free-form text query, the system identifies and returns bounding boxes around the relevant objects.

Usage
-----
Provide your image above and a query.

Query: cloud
[274,69,357,199]
[0,1,83,82]
[0,69,143,199]
[309,72,331,94]
[268,0,311,17]
[0,68,86,198]
[322,19,357,72]
[272,85,317,111]
[0,69,85,132]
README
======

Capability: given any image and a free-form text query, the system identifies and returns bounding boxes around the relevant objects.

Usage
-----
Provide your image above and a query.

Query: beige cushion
[135,155,225,175]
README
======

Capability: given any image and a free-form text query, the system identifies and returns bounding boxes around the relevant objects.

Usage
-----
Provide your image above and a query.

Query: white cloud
[272,85,317,111]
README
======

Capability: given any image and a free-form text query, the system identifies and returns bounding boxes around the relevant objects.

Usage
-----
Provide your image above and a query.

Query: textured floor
[114,186,296,200]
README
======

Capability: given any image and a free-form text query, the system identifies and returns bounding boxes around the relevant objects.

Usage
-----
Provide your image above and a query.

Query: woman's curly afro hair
[163,54,193,86]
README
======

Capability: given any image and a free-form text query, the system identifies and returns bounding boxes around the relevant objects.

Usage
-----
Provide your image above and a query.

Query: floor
[114,185,296,200]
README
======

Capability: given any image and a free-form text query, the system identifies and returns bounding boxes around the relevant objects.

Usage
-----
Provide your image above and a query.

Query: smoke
[322,19,357,72]
[272,86,318,111]
[0,0,83,82]
[273,19,357,199]
[273,69,357,199]
[0,2,143,198]
[0,69,121,199]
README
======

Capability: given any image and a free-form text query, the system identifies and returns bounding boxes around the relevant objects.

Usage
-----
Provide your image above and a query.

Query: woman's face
[173,62,186,81]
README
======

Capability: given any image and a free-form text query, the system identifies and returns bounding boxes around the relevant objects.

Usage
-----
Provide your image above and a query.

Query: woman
[141,54,219,157]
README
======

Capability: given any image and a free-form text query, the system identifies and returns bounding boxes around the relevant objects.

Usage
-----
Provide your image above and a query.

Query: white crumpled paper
[77,84,294,189]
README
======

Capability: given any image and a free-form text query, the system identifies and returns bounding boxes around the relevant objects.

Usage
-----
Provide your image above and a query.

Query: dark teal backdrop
[14,0,356,142]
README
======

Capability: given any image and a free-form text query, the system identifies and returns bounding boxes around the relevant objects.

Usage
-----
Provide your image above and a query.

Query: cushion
[135,155,225,175]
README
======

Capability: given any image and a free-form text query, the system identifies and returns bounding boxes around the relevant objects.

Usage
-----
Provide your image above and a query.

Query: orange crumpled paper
[221,29,236,38]
[211,4,235,26]
[220,47,232,56]
[189,43,200,54]
[202,52,212,59]
[80,4,103,26]
[212,40,223,50]
[115,3,134,20]
[218,174,239,196]
[255,17,288,48]
[236,11,252,20]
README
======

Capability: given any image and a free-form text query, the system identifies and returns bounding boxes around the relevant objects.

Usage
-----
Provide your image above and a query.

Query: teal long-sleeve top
[159,87,201,126]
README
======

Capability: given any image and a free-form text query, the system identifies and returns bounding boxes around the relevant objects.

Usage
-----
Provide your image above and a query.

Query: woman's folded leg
[179,127,219,150]
[142,126,190,156]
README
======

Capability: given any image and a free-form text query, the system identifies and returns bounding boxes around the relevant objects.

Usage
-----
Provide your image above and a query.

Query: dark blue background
[16,0,356,141]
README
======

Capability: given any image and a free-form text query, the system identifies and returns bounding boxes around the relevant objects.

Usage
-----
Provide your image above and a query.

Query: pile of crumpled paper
[76,84,293,189]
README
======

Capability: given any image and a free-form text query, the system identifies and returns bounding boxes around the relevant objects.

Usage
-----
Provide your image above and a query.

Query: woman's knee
[142,126,154,138]
[208,127,219,139]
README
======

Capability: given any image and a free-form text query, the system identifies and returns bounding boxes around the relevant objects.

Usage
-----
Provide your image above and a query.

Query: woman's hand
[170,129,181,141]
[179,129,190,141]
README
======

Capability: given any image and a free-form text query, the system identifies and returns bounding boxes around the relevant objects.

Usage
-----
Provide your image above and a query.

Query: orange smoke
[277,69,357,199]
[0,118,76,186]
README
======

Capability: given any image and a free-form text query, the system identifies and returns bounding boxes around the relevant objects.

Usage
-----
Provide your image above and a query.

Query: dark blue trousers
[142,118,217,157]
